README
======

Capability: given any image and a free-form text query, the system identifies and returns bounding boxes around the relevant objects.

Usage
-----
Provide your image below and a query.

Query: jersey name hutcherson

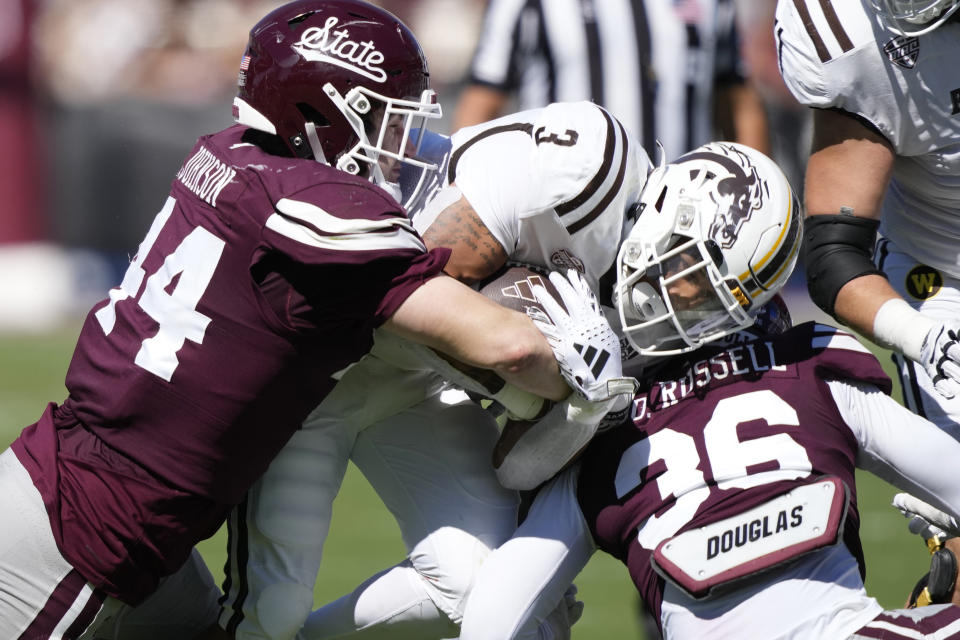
[12,124,447,602]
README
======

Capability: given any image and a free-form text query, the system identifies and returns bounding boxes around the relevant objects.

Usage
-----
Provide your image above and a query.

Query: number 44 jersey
[12,124,447,602]
[577,322,897,635]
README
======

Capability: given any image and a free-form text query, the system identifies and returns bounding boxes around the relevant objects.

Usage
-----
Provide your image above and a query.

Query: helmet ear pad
[629,281,668,322]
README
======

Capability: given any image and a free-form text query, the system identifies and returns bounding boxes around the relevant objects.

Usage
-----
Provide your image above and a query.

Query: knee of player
[411,528,496,619]
[252,582,315,639]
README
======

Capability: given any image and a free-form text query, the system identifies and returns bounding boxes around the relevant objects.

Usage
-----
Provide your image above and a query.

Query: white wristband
[872,298,936,363]
[493,382,547,420]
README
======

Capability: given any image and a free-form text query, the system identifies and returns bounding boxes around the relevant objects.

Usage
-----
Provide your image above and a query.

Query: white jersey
[219,103,652,639]
[775,0,960,276]
[418,101,647,290]
[355,101,650,415]
[384,101,650,378]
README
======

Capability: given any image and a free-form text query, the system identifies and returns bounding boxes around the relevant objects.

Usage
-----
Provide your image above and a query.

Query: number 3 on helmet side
[614,390,813,550]
[95,196,225,381]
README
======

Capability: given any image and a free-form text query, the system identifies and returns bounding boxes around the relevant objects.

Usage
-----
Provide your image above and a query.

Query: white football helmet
[868,0,960,35]
[615,142,802,356]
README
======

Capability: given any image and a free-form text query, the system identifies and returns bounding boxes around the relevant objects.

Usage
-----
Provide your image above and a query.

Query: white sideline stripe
[276,198,417,235]
[266,213,425,252]
[50,582,99,639]
[812,333,870,354]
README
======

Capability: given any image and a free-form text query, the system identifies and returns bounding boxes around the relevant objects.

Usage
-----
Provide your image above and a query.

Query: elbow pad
[802,214,884,319]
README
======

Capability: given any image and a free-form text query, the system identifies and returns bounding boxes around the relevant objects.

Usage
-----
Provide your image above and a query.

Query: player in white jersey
[457,140,960,640]
[774,0,960,434]
[209,100,649,640]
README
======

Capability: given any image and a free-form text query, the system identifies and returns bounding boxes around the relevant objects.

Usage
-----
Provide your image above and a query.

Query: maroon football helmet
[234,0,442,204]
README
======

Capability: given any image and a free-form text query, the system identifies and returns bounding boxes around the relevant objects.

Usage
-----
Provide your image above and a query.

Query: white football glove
[919,322,960,399]
[893,493,960,540]
[527,269,637,405]
[873,300,960,400]
[540,584,585,640]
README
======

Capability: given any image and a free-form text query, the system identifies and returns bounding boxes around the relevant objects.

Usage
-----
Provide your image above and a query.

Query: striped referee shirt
[465,0,746,160]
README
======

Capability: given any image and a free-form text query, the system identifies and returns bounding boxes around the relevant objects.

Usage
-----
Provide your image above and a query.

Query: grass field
[0,318,932,638]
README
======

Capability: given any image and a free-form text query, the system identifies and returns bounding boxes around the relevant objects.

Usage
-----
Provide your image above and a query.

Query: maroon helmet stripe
[18,569,104,639]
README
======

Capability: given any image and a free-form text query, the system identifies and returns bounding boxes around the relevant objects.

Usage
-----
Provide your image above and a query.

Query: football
[478,263,566,317]
[478,264,573,481]
[476,263,563,423]
[426,264,561,422]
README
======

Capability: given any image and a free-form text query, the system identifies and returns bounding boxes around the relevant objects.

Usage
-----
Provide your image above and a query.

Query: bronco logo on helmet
[675,144,766,250]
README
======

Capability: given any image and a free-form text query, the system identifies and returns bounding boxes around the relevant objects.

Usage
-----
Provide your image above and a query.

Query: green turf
[0,320,931,638]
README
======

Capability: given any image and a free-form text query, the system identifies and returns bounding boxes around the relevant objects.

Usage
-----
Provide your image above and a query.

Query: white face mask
[330,85,443,210]
[869,0,960,35]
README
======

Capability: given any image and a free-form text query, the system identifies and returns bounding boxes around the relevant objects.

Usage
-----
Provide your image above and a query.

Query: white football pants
[0,447,221,640]
[458,467,595,640]
[218,351,519,640]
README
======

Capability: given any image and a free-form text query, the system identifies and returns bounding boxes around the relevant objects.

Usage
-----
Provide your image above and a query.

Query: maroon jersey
[11,124,448,602]
[577,322,891,623]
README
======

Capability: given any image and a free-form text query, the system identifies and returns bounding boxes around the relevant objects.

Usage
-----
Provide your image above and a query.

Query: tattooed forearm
[423,197,508,283]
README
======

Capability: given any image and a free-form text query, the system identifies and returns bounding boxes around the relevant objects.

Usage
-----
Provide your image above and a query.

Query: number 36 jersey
[576,323,893,623]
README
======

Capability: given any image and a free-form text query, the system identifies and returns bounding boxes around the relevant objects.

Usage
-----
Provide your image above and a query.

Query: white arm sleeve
[494,394,611,491]
[828,379,960,519]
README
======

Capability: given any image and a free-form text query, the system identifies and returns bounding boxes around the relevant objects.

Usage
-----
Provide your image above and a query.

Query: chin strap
[303,122,329,165]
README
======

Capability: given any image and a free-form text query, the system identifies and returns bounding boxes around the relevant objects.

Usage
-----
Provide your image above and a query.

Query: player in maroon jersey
[458,142,960,640]
[0,2,628,638]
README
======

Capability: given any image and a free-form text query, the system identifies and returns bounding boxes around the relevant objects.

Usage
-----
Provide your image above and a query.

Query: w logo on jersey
[574,342,611,379]
[905,265,943,300]
[883,36,919,70]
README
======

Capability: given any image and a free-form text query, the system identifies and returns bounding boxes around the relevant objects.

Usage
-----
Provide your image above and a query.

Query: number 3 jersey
[355,101,649,408]
[11,124,448,602]
[576,323,894,630]
[416,100,648,291]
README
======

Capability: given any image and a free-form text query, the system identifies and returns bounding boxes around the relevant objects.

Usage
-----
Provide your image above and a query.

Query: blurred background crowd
[0,0,818,332]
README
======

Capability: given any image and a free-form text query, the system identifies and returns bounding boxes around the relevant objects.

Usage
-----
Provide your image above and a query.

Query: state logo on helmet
[233,0,442,207]
[868,0,960,36]
[614,142,802,356]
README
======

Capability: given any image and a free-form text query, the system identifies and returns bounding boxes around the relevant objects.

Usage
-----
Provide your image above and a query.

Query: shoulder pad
[792,322,893,395]
[775,0,875,109]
